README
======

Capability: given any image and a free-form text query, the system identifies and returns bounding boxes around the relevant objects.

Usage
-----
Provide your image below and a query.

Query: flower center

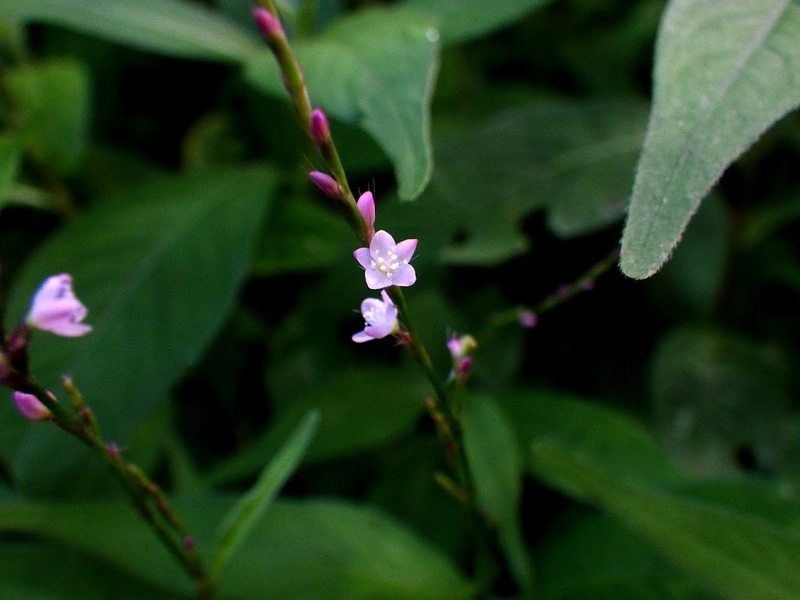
[372,246,403,279]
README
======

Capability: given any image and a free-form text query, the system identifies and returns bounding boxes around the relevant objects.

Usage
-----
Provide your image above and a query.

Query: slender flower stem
[18,377,216,600]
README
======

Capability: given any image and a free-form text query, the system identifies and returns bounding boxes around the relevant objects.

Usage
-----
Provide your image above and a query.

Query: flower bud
[518,310,538,328]
[309,171,343,198]
[310,108,330,145]
[252,8,283,38]
[26,274,92,337]
[13,391,53,422]
[357,191,376,240]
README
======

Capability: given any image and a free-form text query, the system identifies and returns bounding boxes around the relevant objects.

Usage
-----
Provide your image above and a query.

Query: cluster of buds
[0,274,92,421]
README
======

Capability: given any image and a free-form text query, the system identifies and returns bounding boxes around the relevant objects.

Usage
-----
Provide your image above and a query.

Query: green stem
[19,378,217,600]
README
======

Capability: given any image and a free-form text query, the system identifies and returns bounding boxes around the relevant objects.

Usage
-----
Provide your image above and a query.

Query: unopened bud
[518,310,538,328]
[309,171,342,198]
[252,8,283,38]
[310,108,330,145]
[13,391,53,422]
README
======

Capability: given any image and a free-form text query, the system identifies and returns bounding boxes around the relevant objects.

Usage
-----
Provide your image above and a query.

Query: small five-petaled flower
[352,290,399,343]
[354,230,417,290]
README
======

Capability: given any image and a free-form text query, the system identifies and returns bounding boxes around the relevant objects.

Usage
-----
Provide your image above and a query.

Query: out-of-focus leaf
[250,197,351,276]
[3,58,89,174]
[620,0,800,279]
[245,7,439,199]
[212,410,319,576]
[649,194,729,318]
[0,135,22,207]
[650,328,791,477]
[2,167,276,493]
[497,388,684,495]
[379,99,647,266]
[540,513,721,600]
[462,394,531,593]
[0,497,473,600]
[1,0,260,62]
[400,0,555,44]
[530,439,800,600]
[0,541,187,600]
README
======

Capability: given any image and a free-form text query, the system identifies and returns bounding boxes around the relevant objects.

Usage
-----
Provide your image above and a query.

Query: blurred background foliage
[1,0,800,598]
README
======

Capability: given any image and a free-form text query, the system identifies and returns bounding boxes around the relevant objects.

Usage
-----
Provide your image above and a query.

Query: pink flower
[352,290,399,343]
[26,274,92,337]
[518,310,538,329]
[357,191,376,240]
[309,171,342,198]
[354,230,417,289]
[310,108,330,145]
[13,391,52,422]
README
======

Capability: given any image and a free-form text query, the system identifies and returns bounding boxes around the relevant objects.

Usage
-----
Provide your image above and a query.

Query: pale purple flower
[357,191,376,240]
[13,391,52,422]
[354,230,417,289]
[352,290,399,343]
[26,274,92,337]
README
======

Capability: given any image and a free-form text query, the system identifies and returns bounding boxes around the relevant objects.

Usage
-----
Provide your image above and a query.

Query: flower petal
[365,269,392,290]
[390,264,416,287]
[370,230,396,253]
[352,331,373,343]
[26,274,92,337]
[354,247,373,270]
[395,238,418,262]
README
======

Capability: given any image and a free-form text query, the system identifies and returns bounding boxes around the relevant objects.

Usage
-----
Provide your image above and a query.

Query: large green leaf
[2,58,89,174]
[0,497,473,600]
[0,0,260,62]
[0,541,187,600]
[530,440,800,600]
[2,167,276,493]
[620,0,800,278]
[400,0,555,45]
[245,7,439,200]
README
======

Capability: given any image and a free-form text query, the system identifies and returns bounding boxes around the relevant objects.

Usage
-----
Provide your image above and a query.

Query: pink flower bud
[309,171,342,198]
[252,8,283,37]
[310,108,330,145]
[13,391,52,422]
[356,191,376,239]
[26,274,92,337]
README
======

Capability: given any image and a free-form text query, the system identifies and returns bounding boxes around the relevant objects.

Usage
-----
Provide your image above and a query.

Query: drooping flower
[356,191,376,240]
[13,391,52,422]
[26,274,92,337]
[354,230,417,289]
[352,290,399,343]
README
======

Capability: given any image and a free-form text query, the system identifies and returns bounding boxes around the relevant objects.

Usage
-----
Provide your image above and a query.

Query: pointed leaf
[0,0,260,62]
[621,0,800,278]
[212,410,319,576]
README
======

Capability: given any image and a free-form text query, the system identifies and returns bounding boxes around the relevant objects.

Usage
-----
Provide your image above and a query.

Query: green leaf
[379,99,647,265]
[0,497,473,600]
[462,394,532,592]
[245,7,439,199]
[0,541,187,600]
[219,499,474,600]
[620,0,800,278]
[3,58,89,174]
[212,410,319,576]
[3,166,276,493]
[250,196,351,276]
[0,135,23,207]
[497,388,684,494]
[530,441,800,600]
[400,0,555,45]
[650,328,791,477]
[0,0,260,62]
[539,513,721,600]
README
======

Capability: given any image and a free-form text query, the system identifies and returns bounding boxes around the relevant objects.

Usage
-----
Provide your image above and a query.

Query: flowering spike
[252,8,283,37]
[310,108,330,145]
[13,391,52,422]
[26,274,92,337]
[352,290,399,343]
[354,230,417,289]
[309,171,342,198]
[357,191,376,240]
